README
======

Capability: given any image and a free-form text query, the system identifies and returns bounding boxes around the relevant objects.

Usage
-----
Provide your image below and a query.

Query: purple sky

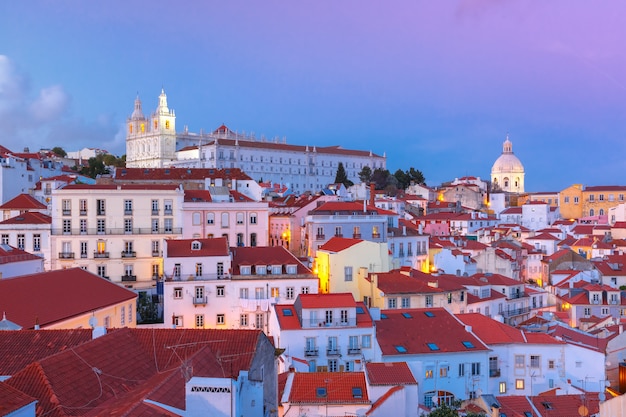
[1,1,625,191]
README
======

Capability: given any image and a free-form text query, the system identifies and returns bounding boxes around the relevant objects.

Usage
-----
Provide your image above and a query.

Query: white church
[125,90,386,193]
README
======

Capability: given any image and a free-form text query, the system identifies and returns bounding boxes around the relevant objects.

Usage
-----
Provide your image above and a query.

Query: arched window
[221,213,229,228]
[590,209,595,216]
[192,212,201,225]
[207,213,215,225]
[599,208,605,216]
[165,120,170,129]
[129,124,133,134]
[154,120,158,130]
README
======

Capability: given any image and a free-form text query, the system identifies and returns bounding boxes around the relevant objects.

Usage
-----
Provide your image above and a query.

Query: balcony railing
[302,319,356,328]
[193,296,208,305]
[80,210,87,216]
[152,251,161,257]
[164,209,173,215]
[305,348,319,357]
[327,346,341,356]
[334,233,343,238]
[62,210,71,216]
[121,275,137,282]
[168,273,231,282]
[489,368,501,378]
[348,346,361,355]
[315,234,325,240]
[353,233,361,239]
[124,210,133,215]
[59,252,75,259]
[502,306,531,318]
[121,251,136,258]
[372,232,381,238]
[94,251,110,258]
[52,227,182,236]
[151,210,159,215]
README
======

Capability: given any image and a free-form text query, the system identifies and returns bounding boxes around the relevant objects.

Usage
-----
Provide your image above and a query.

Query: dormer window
[286,264,297,274]
[240,266,251,275]
[191,241,201,250]
[255,265,266,275]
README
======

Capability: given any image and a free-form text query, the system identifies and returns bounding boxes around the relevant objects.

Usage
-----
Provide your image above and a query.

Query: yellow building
[582,186,626,219]
[314,237,391,297]
[0,268,137,330]
[558,184,584,220]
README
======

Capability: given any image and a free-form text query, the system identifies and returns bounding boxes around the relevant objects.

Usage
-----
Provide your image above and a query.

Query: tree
[427,401,485,417]
[393,169,410,190]
[80,155,108,178]
[51,147,67,158]
[334,162,353,187]
[407,167,426,185]
[371,168,392,190]
[358,166,372,183]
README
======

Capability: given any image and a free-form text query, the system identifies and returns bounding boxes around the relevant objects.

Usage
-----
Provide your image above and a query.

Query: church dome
[491,137,524,174]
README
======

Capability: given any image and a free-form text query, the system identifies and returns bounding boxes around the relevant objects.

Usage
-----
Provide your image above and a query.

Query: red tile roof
[298,293,357,309]
[311,201,396,216]
[376,308,489,355]
[5,327,267,416]
[288,372,369,404]
[318,237,364,252]
[497,395,538,417]
[0,193,47,210]
[365,362,416,385]
[530,394,600,417]
[0,268,136,329]
[373,271,443,295]
[365,385,403,416]
[231,246,312,275]
[457,314,564,345]
[183,189,212,202]
[61,184,181,191]
[0,211,51,225]
[113,167,253,181]
[165,237,229,257]
[0,329,93,376]
[0,381,36,415]
[0,245,43,264]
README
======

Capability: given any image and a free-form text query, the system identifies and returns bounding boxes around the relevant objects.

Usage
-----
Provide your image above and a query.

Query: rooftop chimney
[369,182,375,207]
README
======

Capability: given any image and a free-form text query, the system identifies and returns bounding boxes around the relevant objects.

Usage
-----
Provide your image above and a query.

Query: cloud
[0,55,124,155]
[30,85,70,122]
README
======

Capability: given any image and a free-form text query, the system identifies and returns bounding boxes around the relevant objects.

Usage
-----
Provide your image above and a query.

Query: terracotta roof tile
[318,237,364,252]
[0,381,36,415]
[288,372,369,404]
[113,167,253,181]
[165,237,229,257]
[365,362,416,385]
[0,211,51,225]
[0,193,47,210]
[231,246,312,275]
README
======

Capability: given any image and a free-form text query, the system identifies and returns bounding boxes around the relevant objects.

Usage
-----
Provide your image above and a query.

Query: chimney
[369,182,375,207]
[403,226,406,236]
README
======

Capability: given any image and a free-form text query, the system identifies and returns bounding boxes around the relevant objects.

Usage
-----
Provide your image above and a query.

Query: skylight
[424,311,435,317]
[316,387,327,398]
[394,345,407,353]
[356,306,365,314]
[380,313,388,319]
[462,341,475,349]
[401,312,412,318]
[427,343,440,351]
[352,387,363,398]
[282,309,293,316]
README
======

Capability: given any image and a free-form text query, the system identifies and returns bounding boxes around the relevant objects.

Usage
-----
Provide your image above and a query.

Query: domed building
[491,135,524,193]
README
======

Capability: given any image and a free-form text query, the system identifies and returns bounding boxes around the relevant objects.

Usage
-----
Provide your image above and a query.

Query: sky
[0,1,625,192]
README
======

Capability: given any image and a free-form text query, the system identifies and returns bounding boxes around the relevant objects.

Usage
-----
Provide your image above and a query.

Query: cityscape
[2,2,626,417]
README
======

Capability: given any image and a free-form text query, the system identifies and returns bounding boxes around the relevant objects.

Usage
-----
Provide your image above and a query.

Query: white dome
[491,138,524,173]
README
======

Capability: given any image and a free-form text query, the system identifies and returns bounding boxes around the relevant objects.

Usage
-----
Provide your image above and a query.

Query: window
[17,234,24,250]
[1,234,8,245]
[401,297,411,308]
[124,218,133,234]
[236,212,244,224]
[516,379,525,390]
[164,199,173,215]
[216,314,225,325]
[599,194,605,201]
[362,335,371,348]
[574,196,579,204]
[301,286,310,294]
[340,309,348,324]
[344,266,353,281]
[530,355,540,368]
[192,212,201,225]
[195,314,204,328]
[63,219,71,234]
[564,196,570,203]
[240,314,248,327]
[440,365,448,377]
[173,287,183,299]
[458,363,465,377]
[335,226,342,237]
[388,298,397,309]
[250,213,257,224]
[325,310,333,324]
[79,199,87,215]
[124,199,133,215]
[328,359,338,372]
[128,303,133,323]
[515,355,525,368]
[499,382,506,394]
[240,288,249,299]
[97,265,107,278]
[207,212,215,224]
[250,233,257,247]
[589,194,595,202]
[96,199,105,215]
[97,219,106,234]
[62,199,71,215]
[221,212,229,228]
[216,286,225,297]
[151,199,159,214]
[151,240,159,256]
[425,368,434,378]
[271,287,279,298]
[471,362,480,375]
[255,313,264,329]
[33,234,41,252]
[164,218,173,233]
[286,287,294,300]
[425,295,433,307]
[80,219,87,234]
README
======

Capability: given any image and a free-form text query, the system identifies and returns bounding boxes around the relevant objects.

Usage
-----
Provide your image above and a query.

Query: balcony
[164,209,173,215]
[372,232,381,239]
[121,275,137,282]
[489,368,501,378]
[80,210,87,216]
[124,210,133,215]
[315,234,325,240]
[94,251,109,258]
[327,346,341,356]
[152,210,159,215]
[353,233,361,239]
[62,210,71,216]
[52,227,182,236]
[502,306,531,318]
[121,251,136,258]
[305,348,319,357]
[193,296,208,306]
[169,273,231,282]
[348,346,361,355]
[152,250,161,257]
[59,252,75,259]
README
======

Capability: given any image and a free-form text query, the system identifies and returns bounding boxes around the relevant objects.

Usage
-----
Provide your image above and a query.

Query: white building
[163,240,318,334]
[125,90,386,193]
[50,184,184,289]
[491,135,525,194]
[269,293,377,373]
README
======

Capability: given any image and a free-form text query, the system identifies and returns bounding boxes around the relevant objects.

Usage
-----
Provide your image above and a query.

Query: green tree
[407,167,426,185]
[51,146,67,158]
[427,401,485,417]
[393,168,410,190]
[80,155,108,178]
[371,168,392,190]
[358,166,372,183]
[334,162,353,187]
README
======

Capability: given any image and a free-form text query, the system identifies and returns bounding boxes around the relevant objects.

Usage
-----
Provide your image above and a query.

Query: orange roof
[288,372,369,404]
[457,314,563,345]
[318,237,363,252]
[0,193,46,210]
[298,293,356,309]
[0,381,35,415]
[165,237,229,257]
[0,245,45,264]
[0,268,136,329]
[114,167,253,181]
[0,211,51,226]
[365,362,416,385]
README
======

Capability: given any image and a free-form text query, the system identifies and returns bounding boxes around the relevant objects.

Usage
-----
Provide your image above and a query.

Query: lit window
[516,379,525,390]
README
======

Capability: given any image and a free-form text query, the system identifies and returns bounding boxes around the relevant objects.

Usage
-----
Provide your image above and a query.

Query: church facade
[126,90,386,193]
[491,135,525,193]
